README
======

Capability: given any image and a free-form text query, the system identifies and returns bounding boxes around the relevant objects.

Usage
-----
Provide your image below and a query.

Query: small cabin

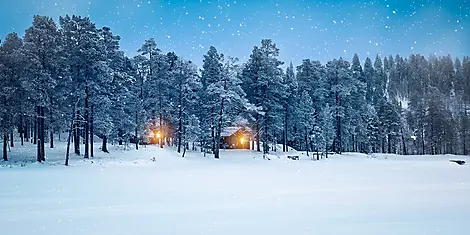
[220,126,251,149]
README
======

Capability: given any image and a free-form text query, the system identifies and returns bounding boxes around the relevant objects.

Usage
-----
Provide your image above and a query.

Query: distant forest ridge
[1,15,469,163]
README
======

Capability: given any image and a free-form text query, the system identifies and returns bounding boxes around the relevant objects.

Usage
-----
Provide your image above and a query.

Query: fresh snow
[1,142,469,235]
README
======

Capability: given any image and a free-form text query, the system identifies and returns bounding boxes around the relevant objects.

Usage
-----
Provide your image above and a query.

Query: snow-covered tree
[241,39,284,154]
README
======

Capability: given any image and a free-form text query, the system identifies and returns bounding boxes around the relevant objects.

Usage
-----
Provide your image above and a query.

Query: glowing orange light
[156,133,161,139]
[240,137,245,144]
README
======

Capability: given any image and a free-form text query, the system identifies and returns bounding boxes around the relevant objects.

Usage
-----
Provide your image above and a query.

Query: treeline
[1,15,469,163]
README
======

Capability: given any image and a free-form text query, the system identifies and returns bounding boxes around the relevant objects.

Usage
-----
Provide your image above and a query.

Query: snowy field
[1,142,469,235]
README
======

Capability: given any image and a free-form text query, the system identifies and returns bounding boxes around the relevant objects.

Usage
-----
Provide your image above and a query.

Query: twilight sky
[0,0,468,67]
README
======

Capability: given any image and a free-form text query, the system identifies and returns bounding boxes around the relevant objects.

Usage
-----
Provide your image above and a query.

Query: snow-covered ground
[1,142,469,235]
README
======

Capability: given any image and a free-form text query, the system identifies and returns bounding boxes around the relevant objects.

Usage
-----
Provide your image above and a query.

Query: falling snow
[0,0,468,67]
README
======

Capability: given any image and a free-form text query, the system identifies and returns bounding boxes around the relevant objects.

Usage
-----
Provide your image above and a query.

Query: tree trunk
[20,130,24,146]
[40,106,45,161]
[33,114,37,145]
[421,129,425,155]
[387,134,392,153]
[263,118,269,155]
[49,96,54,148]
[9,131,13,147]
[74,109,80,155]
[464,106,467,155]
[24,116,29,143]
[3,134,7,161]
[65,106,76,166]
[90,105,94,157]
[381,137,385,153]
[305,130,309,157]
[282,129,285,152]
[401,130,407,155]
[135,107,139,150]
[102,136,108,153]
[256,114,260,152]
[325,142,328,159]
[210,107,215,153]
[352,134,355,152]
[37,108,42,162]
[50,131,54,149]
[84,66,89,159]
[182,143,187,158]
[335,94,342,154]
[285,106,288,152]
[19,114,24,146]
[177,93,183,153]
[215,96,225,159]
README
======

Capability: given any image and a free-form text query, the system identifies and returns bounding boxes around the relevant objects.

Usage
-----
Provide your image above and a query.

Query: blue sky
[0,0,468,67]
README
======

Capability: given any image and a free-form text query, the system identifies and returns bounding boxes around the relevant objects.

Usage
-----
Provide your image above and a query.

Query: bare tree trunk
[19,113,24,146]
[74,109,80,155]
[305,130,309,157]
[256,114,260,152]
[50,131,53,149]
[65,104,77,166]
[263,118,269,155]
[421,128,425,155]
[33,114,37,145]
[90,105,94,157]
[401,130,407,155]
[9,131,13,147]
[182,143,187,158]
[387,134,392,153]
[464,105,467,155]
[335,93,342,154]
[352,135,355,152]
[282,129,285,152]
[382,137,385,153]
[285,106,289,152]
[40,106,45,161]
[102,136,108,153]
[3,134,7,161]
[24,116,29,143]
[211,107,215,153]
[84,66,89,159]
[177,89,183,153]
[49,96,54,148]
[135,107,139,150]
[37,107,42,162]
[215,96,225,159]
[325,142,328,159]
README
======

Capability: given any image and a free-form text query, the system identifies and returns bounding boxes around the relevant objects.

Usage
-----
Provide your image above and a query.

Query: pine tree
[0,33,25,161]
[319,103,335,158]
[242,39,284,155]
[281,62,298,152]
[208,55,245,159]
[60,15,104,158]
[325,58,353,154]
[348,54,367,152]
[168,59,200,155]
[200,46,224,154]
[296,90,315,157]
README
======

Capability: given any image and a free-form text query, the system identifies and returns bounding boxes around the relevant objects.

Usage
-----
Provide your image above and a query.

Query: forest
[1,15,469,163]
